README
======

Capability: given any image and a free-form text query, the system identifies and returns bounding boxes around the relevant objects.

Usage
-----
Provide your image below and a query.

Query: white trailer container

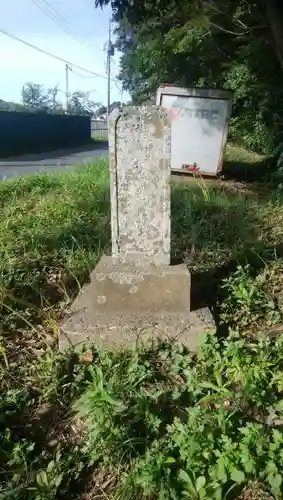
[156,84,233,176]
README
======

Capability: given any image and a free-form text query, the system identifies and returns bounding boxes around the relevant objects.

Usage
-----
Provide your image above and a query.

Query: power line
[0,27,116,81]
[30,0,102,56]
[69,67,98,79]
[114,79,122,93]
[31,0,102,55]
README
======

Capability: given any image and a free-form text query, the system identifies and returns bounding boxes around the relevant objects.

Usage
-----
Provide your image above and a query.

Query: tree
[257,0,283,69]
[21,83,100,116]
[0,99,26,112]
[21,82,64,113]
[95,0,283,71]
[47,85,63,114]
[94,102,121,118]
[67,91,100,115]
[110,101,121,112]
[94,0,283,153]
[95,104,107,117]
[22,82,50,111]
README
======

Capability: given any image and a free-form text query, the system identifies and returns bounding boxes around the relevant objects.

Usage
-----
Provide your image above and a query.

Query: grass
[223,144,274,181]
[1,152,283,499]
[0,160,110,333]
[1,155,283,331]
[91,132,108,142]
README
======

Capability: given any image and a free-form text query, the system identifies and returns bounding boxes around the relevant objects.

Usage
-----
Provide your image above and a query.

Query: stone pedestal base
[59,256,215,352]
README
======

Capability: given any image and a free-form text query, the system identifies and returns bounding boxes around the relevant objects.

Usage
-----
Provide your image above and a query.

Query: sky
[0,0,128,106]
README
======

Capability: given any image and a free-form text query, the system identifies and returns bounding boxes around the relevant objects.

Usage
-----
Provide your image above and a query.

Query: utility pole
[65,63,69,113]
[106,18,114,115]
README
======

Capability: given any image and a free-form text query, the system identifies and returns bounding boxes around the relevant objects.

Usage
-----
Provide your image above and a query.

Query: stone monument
[60,106,215,351]
[109,106,171,266]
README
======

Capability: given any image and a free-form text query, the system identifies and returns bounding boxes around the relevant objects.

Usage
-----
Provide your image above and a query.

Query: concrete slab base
[59,256,216,352]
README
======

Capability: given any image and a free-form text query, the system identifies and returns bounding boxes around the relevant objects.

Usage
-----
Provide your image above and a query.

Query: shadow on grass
[222,143,276,182]
[0,348,99,500]
[222,157,276,182]
[1,177,282,334]
[171,183,267,268]
[0,180,111,331]
[171,183,283,330]
[1,341,188,499]
[190,243,283,333]
[1,180,282,328]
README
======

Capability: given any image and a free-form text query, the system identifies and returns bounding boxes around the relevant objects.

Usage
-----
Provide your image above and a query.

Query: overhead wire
[114,79,122,93]
[0,27,116,81]
[69,65,122,93]
[69,67,100,78]
[30,0,102,55]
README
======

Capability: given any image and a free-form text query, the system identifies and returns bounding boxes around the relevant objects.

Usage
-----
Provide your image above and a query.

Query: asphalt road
[0,143,109,180]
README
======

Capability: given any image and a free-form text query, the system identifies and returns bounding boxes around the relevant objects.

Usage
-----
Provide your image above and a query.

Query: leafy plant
[1,162,283,500]
[220,264,282,331]
[73,334,283,500]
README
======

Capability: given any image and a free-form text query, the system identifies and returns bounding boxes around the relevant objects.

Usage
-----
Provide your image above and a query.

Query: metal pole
[65,63,69,113]
[107,19,111,115]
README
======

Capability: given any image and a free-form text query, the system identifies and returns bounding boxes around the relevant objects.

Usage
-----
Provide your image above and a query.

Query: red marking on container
[182,163,200,173]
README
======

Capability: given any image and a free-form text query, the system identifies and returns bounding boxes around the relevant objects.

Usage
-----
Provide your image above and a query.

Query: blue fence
[0,111,91,157]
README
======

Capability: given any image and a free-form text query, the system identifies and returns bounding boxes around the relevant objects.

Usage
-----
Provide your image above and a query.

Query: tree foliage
[96,0,283,153]
[4,82,101,116]
[0,82,118,119]
[22,82,63,113]
[0,99,26,113]
[67,91,100,115]
[94,101,122,118]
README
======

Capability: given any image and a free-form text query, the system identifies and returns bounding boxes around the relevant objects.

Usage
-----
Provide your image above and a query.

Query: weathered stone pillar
[60,106,215,352]
[108,106,171,265]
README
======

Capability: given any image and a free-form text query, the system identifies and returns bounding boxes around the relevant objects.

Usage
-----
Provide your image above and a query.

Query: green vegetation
[3,333,283,500]
[2,0,283,496]
[96,0,283,160]
[0,83,101,116]
[0,152,282,332]
[0,159,110,332]
[223,145,273,181]
[1,154,283,499]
